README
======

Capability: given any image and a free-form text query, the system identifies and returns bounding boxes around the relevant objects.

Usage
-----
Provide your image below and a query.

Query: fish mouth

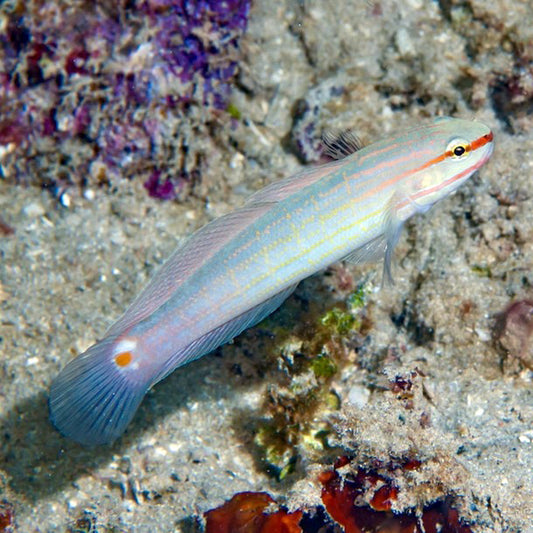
[479,138,494,166]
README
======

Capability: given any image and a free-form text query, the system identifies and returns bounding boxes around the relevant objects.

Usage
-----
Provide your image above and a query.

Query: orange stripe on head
[471,131,493,151]
[405,132,493,203]
[407,131,493,188]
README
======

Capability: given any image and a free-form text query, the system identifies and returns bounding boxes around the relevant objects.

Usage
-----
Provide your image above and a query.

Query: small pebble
[83,189,96,201]
[67,499,78,510]
[347,384,370,408]
[60,192,72,208]
[395,28,415,57]
[475,327,491,342]
[22,202,45,218]
[168,443,181,453]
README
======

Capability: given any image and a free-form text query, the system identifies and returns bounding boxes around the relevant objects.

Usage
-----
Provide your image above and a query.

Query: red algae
[0,216,15,236]
[203,455,473,533]
[204,491,303,533]
[0,500,15,532]
[319,458,474,533]
[369,485,398,512]
[319,467,401,533]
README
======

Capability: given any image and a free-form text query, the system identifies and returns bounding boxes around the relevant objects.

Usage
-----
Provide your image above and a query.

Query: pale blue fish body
[49,117,494,445]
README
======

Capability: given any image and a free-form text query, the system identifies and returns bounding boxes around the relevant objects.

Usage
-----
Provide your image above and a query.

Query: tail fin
[49,336,149,446]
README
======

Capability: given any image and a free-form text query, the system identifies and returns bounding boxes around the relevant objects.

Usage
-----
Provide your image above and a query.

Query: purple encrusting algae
[0,0,251,200]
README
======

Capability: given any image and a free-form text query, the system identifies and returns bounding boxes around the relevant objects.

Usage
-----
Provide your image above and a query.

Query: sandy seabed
[1,1,532,531]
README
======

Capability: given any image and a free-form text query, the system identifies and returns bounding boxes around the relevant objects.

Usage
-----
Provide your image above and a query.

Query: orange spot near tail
[115,351,133,367]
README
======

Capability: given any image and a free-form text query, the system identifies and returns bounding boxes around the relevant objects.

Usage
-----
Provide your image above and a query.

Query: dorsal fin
[246,158,345,205]
[322,129,363,160]
[106,202,273,336]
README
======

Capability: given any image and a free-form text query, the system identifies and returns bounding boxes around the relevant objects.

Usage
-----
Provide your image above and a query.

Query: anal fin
[153,284,298,383]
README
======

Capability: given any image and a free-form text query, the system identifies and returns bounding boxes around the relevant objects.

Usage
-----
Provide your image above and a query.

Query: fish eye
[447,138,471,160]
[453,145,465,156]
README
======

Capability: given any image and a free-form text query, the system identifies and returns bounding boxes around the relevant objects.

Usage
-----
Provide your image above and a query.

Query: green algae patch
[226,102,242,120]
[254,423,298,480]
[248,282,373,480]
[253,386,339,481]
[320,307,356,335]
[311,355,338,378]
[348,283,369,310]
[320,284,370,336]
[471,264,492,277]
